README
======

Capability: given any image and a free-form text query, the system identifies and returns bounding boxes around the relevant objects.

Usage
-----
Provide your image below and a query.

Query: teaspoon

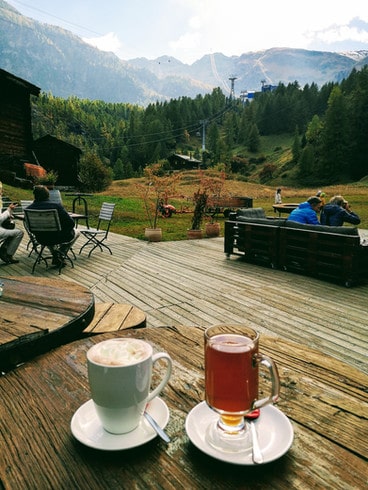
[144,410,171,443]
[245,409,263,464]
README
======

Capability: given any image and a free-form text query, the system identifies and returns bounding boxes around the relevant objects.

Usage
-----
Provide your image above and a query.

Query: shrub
[78,152,113,192]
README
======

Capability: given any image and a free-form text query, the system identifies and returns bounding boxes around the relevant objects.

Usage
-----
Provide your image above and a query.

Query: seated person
[0,202,24,264]
[316,190,326,207]
[287,196,322,225]
[27,185,80,267]
[320,195,361,227]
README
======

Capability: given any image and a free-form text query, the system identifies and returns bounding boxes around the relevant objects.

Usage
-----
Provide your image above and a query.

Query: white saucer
[71,397,169,450]
[185,402,293,465]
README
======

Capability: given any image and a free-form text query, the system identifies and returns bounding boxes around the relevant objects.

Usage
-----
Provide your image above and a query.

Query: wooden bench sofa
[224,208,368,287]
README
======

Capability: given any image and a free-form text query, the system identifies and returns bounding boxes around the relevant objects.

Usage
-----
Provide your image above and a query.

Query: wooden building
[0,69,41,183]
[168,153,202,170]
[33,134,82,187]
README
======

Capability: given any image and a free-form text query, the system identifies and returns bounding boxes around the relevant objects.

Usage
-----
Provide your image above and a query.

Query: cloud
[83,32,122,53]
[169,31,201,52]
[10,0,368,64]
[306,16,368,49]
[164,1,368,63]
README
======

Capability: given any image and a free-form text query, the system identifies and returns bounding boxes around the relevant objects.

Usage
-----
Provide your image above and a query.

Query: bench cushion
[236,217,286,226]
[236,207,266,218]
[285,220,359,236]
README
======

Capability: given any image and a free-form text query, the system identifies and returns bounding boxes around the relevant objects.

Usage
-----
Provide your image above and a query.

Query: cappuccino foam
[89,339,151,366]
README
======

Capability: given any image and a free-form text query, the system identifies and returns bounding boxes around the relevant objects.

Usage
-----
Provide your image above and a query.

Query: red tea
[205,333,258,413]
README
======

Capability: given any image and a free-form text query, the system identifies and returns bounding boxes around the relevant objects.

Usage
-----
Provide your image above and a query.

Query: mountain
[1,0,368,105]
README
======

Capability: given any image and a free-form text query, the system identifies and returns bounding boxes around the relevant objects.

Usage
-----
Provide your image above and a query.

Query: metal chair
[79,202,115,257]
[67,193,92,228]
[24,208,75,274]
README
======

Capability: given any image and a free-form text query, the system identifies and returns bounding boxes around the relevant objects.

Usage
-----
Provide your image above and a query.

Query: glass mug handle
[146,352,172,403]
[252,354,280,410]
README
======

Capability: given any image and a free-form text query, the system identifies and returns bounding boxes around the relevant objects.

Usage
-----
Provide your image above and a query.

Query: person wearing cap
[320,195,360,227]
[287,196,322,225]
[316,190,326,207]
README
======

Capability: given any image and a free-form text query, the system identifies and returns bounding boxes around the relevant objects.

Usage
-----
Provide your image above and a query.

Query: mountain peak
[0,0,364,104]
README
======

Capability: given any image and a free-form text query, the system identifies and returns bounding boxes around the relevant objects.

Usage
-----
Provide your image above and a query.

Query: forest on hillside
[31,65,368,189]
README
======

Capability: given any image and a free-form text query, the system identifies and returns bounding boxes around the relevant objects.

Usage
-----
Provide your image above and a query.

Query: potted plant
[142,181,162,242]
[35,170,58,189]
[140,164,180,242]
[187,188,207,239]
[188,170,226,239]
[205,209,221,238]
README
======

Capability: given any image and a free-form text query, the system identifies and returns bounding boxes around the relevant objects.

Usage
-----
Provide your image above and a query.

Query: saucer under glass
[205,412,252,454]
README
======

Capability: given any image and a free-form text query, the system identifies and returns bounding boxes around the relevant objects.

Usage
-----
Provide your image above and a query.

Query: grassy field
[3,172,368,241]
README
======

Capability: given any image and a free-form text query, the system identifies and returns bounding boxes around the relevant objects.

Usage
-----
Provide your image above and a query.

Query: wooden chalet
[168,153,202,170]
[0,68,41,185]
[33,134,82,187]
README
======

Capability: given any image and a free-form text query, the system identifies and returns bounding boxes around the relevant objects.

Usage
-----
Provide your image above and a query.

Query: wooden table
[272,203,299,216]
[0,276,95,371]
[0,326,366,489]
[14,212,87,221]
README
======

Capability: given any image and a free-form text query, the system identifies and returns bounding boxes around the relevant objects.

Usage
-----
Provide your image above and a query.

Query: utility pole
[240,90,247,105]
[199,119,208,151]
[229,76,237,101]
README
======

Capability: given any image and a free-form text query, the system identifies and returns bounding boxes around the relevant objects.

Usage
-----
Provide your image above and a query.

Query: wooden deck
[1,222,367,375]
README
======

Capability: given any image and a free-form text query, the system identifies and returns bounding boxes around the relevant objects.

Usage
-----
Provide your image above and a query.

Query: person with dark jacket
[287,196,322,225]
[27,185,80,266]
[320,195,360,227]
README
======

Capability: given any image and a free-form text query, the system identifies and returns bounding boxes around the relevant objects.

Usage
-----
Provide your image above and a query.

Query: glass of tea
[204,325,280,453]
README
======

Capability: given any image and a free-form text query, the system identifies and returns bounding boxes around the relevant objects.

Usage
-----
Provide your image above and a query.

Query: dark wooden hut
[0,68,41,184]
[33,135,82,187]
[168,153,202,170]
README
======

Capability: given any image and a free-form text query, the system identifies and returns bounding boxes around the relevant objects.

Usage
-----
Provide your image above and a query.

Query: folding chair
[79,202,115,257]
[24,208,75,274]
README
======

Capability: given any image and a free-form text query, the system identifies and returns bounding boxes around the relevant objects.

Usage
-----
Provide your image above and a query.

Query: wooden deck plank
[84,303,146,333]
[1,222,367,374]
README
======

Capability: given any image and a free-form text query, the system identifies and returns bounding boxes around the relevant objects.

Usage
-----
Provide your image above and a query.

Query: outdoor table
[272,203,299,216]
[0,326,366,489]
[65,192,94,228]
[14,211,87,223]
[0,276,94,371]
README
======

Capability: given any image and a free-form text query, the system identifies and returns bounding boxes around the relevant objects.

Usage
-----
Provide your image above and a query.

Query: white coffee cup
[87,338,172,434]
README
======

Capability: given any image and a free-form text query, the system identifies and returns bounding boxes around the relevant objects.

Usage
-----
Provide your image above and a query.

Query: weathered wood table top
[272,203,299,215]
[0,326,366,489]
[0,275,95,371]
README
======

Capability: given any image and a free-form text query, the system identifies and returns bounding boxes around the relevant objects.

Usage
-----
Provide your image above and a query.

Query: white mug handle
[146,352,172,402]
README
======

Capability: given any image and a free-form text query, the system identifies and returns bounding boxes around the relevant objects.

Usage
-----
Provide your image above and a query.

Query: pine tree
[247,124,260,153]
[318,86,349,181]
[291,126,301,163]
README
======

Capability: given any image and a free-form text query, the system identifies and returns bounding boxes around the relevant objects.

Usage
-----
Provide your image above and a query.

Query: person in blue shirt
[287,196,322,225]
[320,195,360,227]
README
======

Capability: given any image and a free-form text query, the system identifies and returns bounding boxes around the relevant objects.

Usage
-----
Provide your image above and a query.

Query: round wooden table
[0,326,366,489]
[0,275,94,371]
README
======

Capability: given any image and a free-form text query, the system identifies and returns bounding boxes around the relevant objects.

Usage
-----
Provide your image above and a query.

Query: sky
[6,0,368,64]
